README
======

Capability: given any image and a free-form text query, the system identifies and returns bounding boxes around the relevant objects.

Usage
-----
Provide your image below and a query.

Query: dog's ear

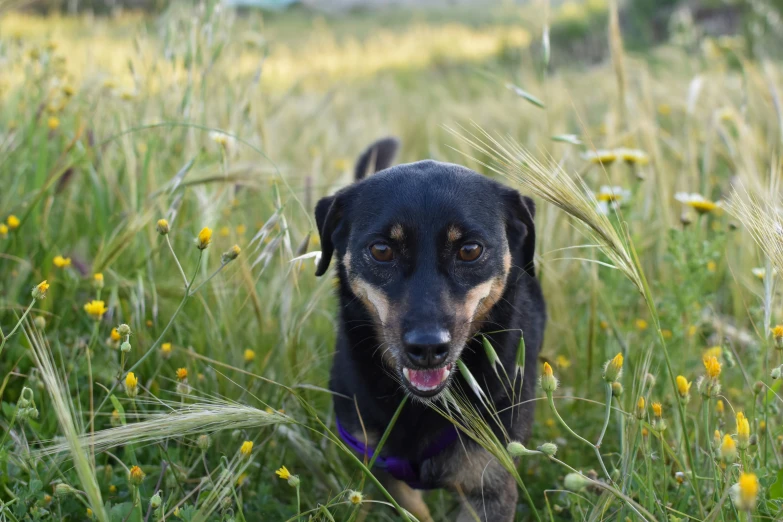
[314,193,345,276]
[502,190,537,276]
[354,137,399,181]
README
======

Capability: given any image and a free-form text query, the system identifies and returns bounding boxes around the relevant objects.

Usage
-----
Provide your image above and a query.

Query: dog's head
[315,148,536,399]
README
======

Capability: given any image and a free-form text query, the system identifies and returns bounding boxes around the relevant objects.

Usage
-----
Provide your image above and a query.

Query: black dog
[315,138,546,521]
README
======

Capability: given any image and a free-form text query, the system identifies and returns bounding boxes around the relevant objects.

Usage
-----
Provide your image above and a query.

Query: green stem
[547,392,612,481]
[368,395,408,470]
[0,298,36,359]
[596,382,613,448]
[626,225,706,516]
[166,235,189,288]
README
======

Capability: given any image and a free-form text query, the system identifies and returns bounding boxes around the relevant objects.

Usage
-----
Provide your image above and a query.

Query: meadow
[2,1,783,520]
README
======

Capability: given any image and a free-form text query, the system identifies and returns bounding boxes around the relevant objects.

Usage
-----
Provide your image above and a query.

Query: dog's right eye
[369,242,394,262]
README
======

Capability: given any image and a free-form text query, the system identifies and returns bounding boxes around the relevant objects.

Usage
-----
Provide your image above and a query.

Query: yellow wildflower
[716,399,725,414]
[236,224,246,235]
[219,226,230,237]
[732,472,759,511]
[676,375,691,398]
[737,412,750,449]
[636,396,646,419]
[110,328,121,342]
[652,402,662,418]
[108,485,117,494]
[541,362,557,392]
[161,342,172,358]
[125,372,138,398]
[53,255,71,268]
[244,349,256,363]
[703,355,721,379]
[603,352,623,382]
[128,465,144,485]
[635,319,648,331]
[196,227,212,250]
[675,192,720,214]
[86,508,93,518]
[7,215,20,229]
[583,149,617,166]
[662,329,673,339]
[84,300,108,319]
[707,260,717,272]
[0,223,7,237]
[720,434,737,462]
[772,325,783,349]
[32,280,50,299]
[240,440,253,457]
[175,368,188,381]
[47,117,60,130]
[275,466,291,480]
[156,219,169,235]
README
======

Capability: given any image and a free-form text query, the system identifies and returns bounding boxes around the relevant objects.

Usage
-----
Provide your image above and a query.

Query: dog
[314,138,546,521]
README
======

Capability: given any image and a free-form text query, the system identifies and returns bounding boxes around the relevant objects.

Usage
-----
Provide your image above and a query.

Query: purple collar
[336,418,459,490]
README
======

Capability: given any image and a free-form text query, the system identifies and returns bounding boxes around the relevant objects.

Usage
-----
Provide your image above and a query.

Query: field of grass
[2,1,783,520]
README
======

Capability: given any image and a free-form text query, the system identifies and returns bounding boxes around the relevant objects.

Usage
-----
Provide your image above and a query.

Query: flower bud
[34,316,47,329]
[128,465,145,486]
[611,381,624,397]
[563,473,591,492]
[540,362,558,393]
[197,434,212,451]
[602,353,623,382]
[221,244,241,264]
[54,483,76,498]
[120,341,131,353]
[196,227,212,250]
[150,492,162,509]
[287,475,300,488]
[635,396,646,420]
[720,434,737,462]
[93,273,104,290]
[537,442,558,456]
[507,441,539,457]
[156,219,170,235]
[117,324,131,337]
[32,280,50,300]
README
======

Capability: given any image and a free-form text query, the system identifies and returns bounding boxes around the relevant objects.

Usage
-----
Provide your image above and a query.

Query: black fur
[315,138,546,520]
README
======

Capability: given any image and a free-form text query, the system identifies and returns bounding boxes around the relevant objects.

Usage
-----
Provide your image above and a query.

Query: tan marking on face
[390,223,405,241]
[461,249,512,327]
[447,225,463,243]
[349,279,390,324]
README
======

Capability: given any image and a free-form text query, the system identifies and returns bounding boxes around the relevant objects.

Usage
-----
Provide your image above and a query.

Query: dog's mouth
[401,363,453,397]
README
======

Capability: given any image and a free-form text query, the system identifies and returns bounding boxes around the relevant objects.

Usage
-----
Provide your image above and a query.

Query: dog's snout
[403,328,451,368]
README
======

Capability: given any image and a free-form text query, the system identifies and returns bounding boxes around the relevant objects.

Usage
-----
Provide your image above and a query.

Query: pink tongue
[408,367,447,388]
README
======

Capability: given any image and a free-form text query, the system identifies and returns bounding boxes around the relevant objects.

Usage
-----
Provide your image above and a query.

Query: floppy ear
[502,190,537,276]
[354,137,400,181]
[314,193,344,276]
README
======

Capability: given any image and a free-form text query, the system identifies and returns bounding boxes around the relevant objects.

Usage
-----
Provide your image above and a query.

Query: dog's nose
[403,328,451,368]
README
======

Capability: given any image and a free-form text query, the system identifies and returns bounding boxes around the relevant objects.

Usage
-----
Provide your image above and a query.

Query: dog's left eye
[458,243,483,262]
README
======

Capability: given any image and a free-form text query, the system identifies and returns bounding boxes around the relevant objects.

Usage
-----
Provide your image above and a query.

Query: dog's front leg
[447,447,518,522]
[375,470,434,522]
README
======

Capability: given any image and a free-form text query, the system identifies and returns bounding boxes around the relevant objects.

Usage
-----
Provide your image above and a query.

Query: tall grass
[2,2,783,520]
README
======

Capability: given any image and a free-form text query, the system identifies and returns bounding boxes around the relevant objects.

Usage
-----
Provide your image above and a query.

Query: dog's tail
[354,137,400,181]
